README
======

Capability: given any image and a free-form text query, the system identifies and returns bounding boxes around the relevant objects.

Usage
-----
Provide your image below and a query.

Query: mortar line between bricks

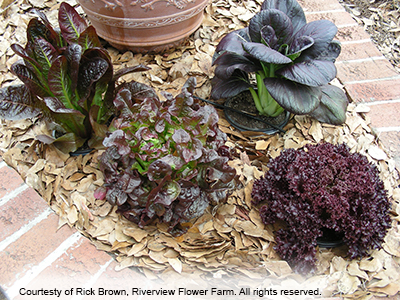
[0,207,53,252]
[70,258,114,300]
[343,75,400,84]
[304,8,346,14]
[0,183,29,208]
[341,38,372,45]
[336,56,386,64]
[365,98,400,105]
[5,231,83,299]
[375,127,400,132]
[336,23,359,28]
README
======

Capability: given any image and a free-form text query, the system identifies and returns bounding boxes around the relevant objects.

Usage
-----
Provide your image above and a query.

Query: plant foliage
[211,0,348,124]
[251,143,392,273]
[96,78,237,236]
[0,2,149,153]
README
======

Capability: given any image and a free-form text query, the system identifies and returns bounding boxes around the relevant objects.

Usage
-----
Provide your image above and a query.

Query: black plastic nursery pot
[0,286,10,300]
[69,146,94,157]
[316,228,345,248]
[223,90,291,134]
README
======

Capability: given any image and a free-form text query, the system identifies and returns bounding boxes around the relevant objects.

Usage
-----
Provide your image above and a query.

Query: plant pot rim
[70,147,94,156]
[316,228,345,248]
[223,92,291,134]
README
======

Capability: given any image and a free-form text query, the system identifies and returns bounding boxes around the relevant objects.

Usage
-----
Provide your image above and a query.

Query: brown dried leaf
[255,139,270,150]
[383,229,400,257]
[217,204,236,215]
[368,145,388,161]
[234,220,264,238]
[123,226,149,243]
[127,239,148,257]
[92,218,115,238]
[309,119,324,142]
[369,281,400,296]
[347,261,369,280]
[359,257,383,273]
[263,260,293,277]
[67,204,78,225]
[337,272,361,295]
[167,257,183,273]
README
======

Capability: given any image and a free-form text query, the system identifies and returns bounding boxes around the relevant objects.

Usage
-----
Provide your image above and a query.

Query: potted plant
[251,143,392,274]
[95,78,237,236]
[77,0,210,53]
[0,2,149,154]
[211,0,349,133]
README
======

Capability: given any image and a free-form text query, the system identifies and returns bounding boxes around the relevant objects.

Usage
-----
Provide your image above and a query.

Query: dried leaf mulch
[1,0,400,298]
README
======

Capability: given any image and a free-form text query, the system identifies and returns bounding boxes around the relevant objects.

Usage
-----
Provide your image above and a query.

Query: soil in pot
[224,90,291,134]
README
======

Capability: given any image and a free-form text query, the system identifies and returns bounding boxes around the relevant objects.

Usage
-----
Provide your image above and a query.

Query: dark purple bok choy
[0,2,149,153]
[211,0,348,125]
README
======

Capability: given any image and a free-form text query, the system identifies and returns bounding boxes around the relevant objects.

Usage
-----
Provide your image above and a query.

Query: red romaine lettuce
[211,0,348,124]
[252,143,392,273]
[98,78,237,235]
[0,2,149,153]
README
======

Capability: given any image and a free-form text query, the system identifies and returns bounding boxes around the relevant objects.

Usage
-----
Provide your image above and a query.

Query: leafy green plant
[0,2,149,153]
[95,78,237,236]
[211,0,348,125]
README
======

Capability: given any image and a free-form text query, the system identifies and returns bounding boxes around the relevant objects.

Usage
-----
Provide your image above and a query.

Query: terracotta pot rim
[81,0,209,26]
[105,18,203,48]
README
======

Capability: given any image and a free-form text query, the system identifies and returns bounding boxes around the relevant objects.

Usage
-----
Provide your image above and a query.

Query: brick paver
[1,0,400,299]
[0,188,49,242]
[0,163,26,200]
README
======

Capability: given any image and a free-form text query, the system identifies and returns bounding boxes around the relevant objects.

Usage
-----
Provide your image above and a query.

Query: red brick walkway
[1,0,399,299]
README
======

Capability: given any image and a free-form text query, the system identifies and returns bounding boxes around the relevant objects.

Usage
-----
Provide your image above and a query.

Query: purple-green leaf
[11,44,41,70]
[0,84,42,120]
[243,42,292,64]
[249,9,293,45]
[37,132,86,153]
[293,20,338,60]
[264,77,321,114]
[65,44,83,93]
[261,0,307,34]
[213,52,261,79]
[48,56,76,110]
[213,28,251,62]
[11,63,51,98]
[32,38,59,75]
[289,35,314,55]
[308,84,349,125]
[148,160,172,183]
[77,57,109,100]
[210,70,251,99]
[260,25,278,48]
[26,18,60,47]
[58,2,87,43]
[78,26,102,50]
[43,96,87,138]
[278,59,337,86]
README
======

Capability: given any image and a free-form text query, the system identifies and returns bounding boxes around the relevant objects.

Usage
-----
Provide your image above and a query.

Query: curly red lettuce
[252,143,392,273]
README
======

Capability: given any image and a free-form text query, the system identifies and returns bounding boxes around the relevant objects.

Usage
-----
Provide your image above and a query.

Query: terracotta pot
[77,0,209,53]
